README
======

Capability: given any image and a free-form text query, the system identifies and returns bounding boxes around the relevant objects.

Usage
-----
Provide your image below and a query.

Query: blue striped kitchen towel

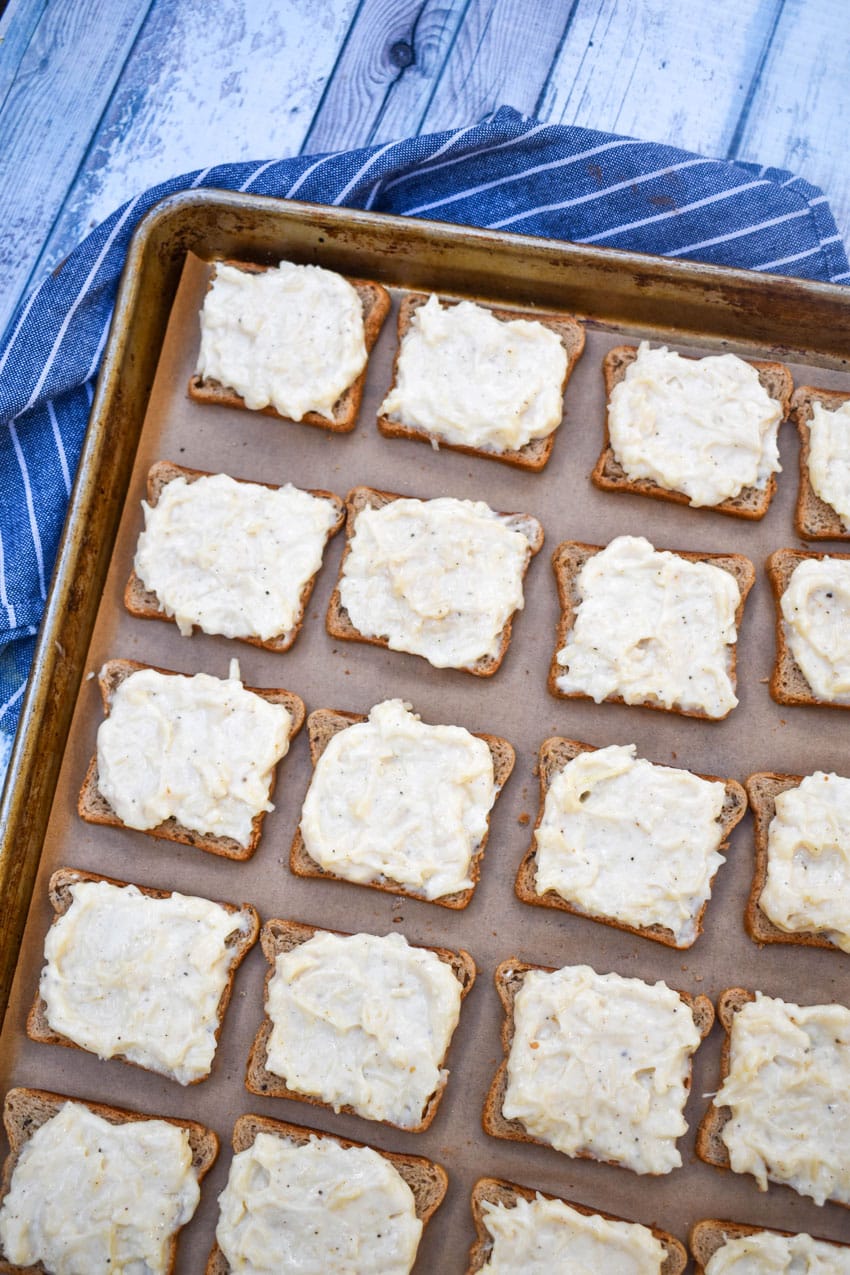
[1,105,848,774]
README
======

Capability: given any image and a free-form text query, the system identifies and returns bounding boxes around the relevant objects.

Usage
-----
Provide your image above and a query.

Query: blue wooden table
[1,0,848,344]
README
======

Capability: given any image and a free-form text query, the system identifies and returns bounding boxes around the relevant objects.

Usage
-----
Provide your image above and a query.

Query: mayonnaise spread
[196,261,367,420]
[215,1133,422,1275]
[705,1229,850,1274]
[807,399,850,526]
[338,497,537,669]
[40,880,249,1084]
[555,535,741,717]
[534,744,726,944]
[265,930,463,1127]
[715,993,850,1205]
[0,1101,200,1274]
[378,295,567,452]
[479,1192,665,1274]
[780,557,850,701]
[607,342,781,507]
[96,661,291,847]
[760,772,850,952]
[134,473,339,640]
[502,964,700,1173]
[300,699,496,899]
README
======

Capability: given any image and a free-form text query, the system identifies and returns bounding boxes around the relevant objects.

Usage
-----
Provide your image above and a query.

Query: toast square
[376,292,586,471]
[690,1217,850,1274]
[767,547,850,709]
[792,385,850,540]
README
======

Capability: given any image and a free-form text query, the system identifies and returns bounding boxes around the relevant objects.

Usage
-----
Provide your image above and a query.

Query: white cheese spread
[760,772,850,952]
[555,535,741,717]
[300,699,496,899]
[780,556,850,701]
[40,880,249,1084]
[378,295,567,452]
[479,1192,666,1274]
[607,342,782,507]
[534,744,726,944]
[808,399,850,526]
[196,261,367,420]
[502,964,700,1173]
[96,661,291,847]
[338,497,536,669]
[0,1101,200,1274]
[715,993,850,1205]
[705,1229,850,1274]
[134,473,339,640]
[215,1133,422,1275]
[265,930,463,1128]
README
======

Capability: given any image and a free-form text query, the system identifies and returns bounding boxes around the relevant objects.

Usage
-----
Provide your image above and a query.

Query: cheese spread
[96,660,291,848]
[705,1230,850,1274]
[378,295,567,452]
[607,342,782,507]
[555,535,741,717]
[715,993,850,1205]
[0,1101,200,1274]
[338,497,536,669]
[780,556,850,701]
[265,930,463,1127]
[300,699,496,899]
[534,744,726,944]
[807,399,850,526]
[760,772,850,952]
[479,1193,665,1274]
[40,880,250,1084]
[196,261,367,420]
[502,964,700,1174]
[215,1133,422,1275]
[134,473,339,640]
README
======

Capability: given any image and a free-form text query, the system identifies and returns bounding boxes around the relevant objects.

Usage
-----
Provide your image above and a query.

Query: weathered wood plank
[0,0,48,109]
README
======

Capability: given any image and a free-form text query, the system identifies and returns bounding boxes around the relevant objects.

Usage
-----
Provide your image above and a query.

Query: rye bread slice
[592,344,793,518]
[77,658,305,861]
[0,1087,217,1275]
[289,706,515,909]
[767,547,850,709]
[26,867,260,1083]
[376,292,586,471]
[205,1113,448,1274]
[483,959,713,1165]
[548,540,755,719]
[125,459,344,651]
[690,1217,850,1274]
[245,918,475,1132]
[792,385,850,540]
[326,486,544,677]
[467,1177,687,1275]
[188,261,391,433]
[514,738,747,949]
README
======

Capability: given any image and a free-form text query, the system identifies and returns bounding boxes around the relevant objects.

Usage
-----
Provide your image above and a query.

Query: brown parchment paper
[2,252,850,1272]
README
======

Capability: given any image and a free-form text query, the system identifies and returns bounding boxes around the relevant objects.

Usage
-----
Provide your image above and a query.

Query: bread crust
[514,737,747,948]
[483,958,713,1167]
[548,539,755,719]
[0,1086,217,1275]
[205,1113,448,1274]
[592,344,793,518]
[187,261,391,432]
[467,1177,687,1275]
[77,658,305,860]
[325,486,544,677]
[289,706,515,909]
[376,292,586,471]
[25,867,260,1083]
[792,385,850,540]
[690,1216,850,1275]
[767,546,850,709]
[245,918,475,1132]
[124,459,345,651]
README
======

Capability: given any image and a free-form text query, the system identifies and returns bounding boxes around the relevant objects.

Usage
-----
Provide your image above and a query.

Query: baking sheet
[2,249,850,1271]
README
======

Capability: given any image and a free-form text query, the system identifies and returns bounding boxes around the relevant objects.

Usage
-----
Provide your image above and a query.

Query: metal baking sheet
[2,195,850,1271]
